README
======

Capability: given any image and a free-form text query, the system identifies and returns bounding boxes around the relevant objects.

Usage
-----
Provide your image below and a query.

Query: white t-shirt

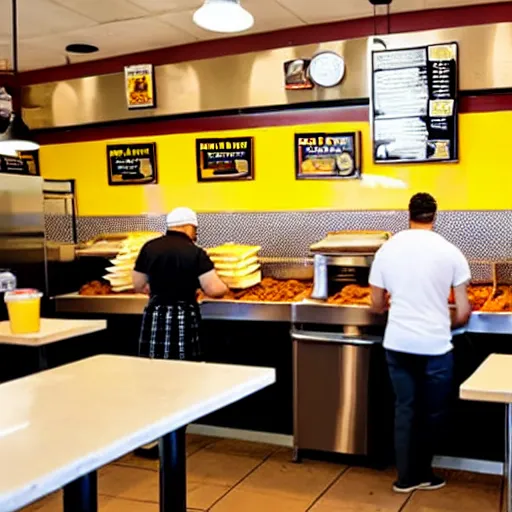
[369,229,471,356]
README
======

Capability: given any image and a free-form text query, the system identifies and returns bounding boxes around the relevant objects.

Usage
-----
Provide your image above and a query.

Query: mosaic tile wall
[45,210,512,282]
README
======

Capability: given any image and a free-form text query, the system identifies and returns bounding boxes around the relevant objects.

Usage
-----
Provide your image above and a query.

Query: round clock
[309,52,346,88]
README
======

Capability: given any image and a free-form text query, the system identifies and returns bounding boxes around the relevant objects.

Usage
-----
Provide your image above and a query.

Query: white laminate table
[0,319,107,372]
[460,354,512,512]
[0,355,276,512]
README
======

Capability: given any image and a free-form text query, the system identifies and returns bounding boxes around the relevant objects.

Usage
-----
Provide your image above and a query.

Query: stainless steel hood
[23,22,512,130]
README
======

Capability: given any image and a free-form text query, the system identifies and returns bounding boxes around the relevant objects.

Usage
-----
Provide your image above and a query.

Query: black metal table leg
[63,471,98,512]
[160,427,187,512]
[37,346,49,371]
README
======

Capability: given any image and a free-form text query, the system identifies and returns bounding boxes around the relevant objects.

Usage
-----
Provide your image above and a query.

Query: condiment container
[4,289,43,334]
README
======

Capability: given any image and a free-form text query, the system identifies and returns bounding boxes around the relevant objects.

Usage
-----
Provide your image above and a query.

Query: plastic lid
[4,289,43,302]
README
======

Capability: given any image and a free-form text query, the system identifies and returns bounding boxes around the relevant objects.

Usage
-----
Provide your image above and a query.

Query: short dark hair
[409,193,437,224]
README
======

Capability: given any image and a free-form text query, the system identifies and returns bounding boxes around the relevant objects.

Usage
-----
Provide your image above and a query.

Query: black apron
[139,296,202,361]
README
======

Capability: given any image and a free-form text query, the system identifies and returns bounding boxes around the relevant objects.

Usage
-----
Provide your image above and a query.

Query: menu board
[295,132,361,179]
[0,151,39,176]
[124,64,156,110]
[196,137,254,182]
[371,43,458,164]
[107,143,157,185]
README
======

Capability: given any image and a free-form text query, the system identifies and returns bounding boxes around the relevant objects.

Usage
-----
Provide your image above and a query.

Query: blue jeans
[386,349,454,485]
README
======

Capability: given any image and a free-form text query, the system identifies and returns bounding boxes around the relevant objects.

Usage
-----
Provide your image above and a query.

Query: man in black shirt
[133,207,227,361]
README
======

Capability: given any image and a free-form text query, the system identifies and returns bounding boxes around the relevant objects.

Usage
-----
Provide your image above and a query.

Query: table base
[61,427,187,512]
[63,471,97,512]
[504,404,512,512]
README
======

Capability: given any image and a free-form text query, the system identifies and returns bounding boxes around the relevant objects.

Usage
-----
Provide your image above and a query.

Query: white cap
[166,207,198,228]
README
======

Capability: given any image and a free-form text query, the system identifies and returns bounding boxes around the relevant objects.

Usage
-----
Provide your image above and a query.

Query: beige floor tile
[99,465,159,502]
[187,480,232,510]
[210,488,309,512]
[230,449,344,506]
[311,467,408,512]
[114,434,215,471]
[99,495,159,512]
[402,480,501,512]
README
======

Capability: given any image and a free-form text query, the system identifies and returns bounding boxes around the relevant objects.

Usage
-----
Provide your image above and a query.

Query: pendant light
[0,0,39,153]
[193,0,254,34]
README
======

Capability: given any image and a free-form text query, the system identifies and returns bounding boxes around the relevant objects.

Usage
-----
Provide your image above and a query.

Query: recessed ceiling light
[65,43,99,55]
[193,0,254,34]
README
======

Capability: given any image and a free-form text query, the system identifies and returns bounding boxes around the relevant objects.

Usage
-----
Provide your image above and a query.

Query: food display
[200,278,312,303]
[480,286,512,313]
[79,281,113,296]
[207,243,262,289]
[103,232,160,292]
[327,284,371,306]
[467,285,493,311]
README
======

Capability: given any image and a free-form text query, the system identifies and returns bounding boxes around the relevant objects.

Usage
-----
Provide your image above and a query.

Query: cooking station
[50,231,512,468]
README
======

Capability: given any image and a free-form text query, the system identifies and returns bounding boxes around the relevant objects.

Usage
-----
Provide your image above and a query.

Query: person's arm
[370,285,388,314]
[133,244,150,295]
[451,249,472,327]
[451,282,471,328]
[199,269,228,298]
[132,270,150,295]
[369,249,388,314]
[197,248,228,298]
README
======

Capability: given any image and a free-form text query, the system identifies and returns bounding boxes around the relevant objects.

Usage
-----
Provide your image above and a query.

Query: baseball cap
[166,207,198,228]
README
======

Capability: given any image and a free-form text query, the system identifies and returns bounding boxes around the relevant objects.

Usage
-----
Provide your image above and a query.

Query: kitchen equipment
[292,230,392,461]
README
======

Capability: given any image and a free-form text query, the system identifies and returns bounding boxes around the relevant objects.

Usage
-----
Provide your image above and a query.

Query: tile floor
[23,435,502,512]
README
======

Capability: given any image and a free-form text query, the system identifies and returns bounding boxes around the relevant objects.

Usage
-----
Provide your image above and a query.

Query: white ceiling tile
[128,0,202,14]
[23,17,198,69]
[51,0,149,23]
[276,0,374,25]
[19,0,96,39]
[160,0,304,41]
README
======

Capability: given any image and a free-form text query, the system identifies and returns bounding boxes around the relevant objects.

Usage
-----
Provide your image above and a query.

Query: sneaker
[419,476,446,491]
[392,481,425,493]
[134,445,159,460]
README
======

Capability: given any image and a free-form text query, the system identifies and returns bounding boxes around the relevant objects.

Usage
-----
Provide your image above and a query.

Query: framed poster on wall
[371,42,459,163]
[295,132,361,179]
[196,137,254,182]
[124,64,156,110]
[0,150,40,176]
[107,143,157,185]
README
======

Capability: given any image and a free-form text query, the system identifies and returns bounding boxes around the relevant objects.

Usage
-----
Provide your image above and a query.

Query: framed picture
[196,137,254,182]
[107,143,157,186]
[295,132,361,179]
[124,64,156,110]
[18,150,40,176]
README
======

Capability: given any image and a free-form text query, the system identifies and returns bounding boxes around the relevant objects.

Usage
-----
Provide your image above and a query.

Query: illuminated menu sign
[107,143,157,185]
[371,43,459,163]
[295,132,361,179]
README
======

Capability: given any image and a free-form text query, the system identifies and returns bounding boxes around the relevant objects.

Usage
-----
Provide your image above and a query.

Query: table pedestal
[504,404,512,512]
[63,471,97,512]
[61,427,187,512]
[160,427,187,512]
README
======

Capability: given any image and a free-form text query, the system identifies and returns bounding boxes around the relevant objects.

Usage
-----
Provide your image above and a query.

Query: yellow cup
[5,289,43,334]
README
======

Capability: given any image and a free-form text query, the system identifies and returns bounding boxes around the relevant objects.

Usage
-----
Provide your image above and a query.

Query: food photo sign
[295,132,361,179]
[107,143,158,185]
[124,64,156,110]
[196,137,254,182]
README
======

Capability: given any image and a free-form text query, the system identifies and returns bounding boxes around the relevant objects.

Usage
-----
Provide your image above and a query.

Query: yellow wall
[39,111,512,216]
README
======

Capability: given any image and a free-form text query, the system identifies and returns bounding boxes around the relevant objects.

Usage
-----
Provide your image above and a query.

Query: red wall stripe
[20,2,512,86]
[34,93,512,146]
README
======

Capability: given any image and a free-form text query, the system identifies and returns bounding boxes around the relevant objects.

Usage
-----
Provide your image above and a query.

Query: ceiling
[0,0,507,71]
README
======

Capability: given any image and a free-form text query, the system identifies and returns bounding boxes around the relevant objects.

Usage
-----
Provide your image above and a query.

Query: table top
[0,355,275,512]
[460,354,512,404]
[0,318,107,346]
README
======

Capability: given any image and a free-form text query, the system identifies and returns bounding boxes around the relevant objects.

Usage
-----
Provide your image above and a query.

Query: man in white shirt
[369,193,471,493]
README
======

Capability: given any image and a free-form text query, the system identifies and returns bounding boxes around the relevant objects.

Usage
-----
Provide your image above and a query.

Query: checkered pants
[139,298,202,361]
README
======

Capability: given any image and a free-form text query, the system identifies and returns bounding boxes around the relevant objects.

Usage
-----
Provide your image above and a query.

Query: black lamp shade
[0,112,39,152]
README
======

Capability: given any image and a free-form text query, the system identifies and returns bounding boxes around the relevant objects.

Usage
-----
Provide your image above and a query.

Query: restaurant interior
[0,0,511,511]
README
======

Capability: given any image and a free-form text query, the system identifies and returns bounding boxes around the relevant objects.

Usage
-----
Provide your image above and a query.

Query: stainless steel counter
[53,294,512,335]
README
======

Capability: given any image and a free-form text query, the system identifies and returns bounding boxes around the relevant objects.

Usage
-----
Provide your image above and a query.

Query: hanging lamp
[193,0,254,34]
[0,0,39,153]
